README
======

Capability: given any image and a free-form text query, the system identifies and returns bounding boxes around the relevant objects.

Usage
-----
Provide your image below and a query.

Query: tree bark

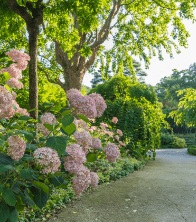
[27,26,39,119]
[7,0,46,120]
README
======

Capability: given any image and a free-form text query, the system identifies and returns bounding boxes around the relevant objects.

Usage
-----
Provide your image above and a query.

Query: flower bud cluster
[7,135,26,161]
[33,147,61,174]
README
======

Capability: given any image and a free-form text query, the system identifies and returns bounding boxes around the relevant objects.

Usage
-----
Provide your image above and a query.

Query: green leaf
[3,71,11,81]
[43,102,54,107]
[48,176,67,187]
[62,123,76,136]
[51,104,61,112]
[21,154,33,161]
[61,115,74,128]
[8,207,18,222]
[62,110,71,116]
[33,187,48,209]
[18,116,33,121]
[97,148,103,151]
[11,183,19,194]
[20,168,34,180]
[0,153,14,165]
[15,196,25,212]
[11,104,17,110]
[0,164,14,173]
[43,124,53,131]
[19,191,35,208]
[86,153,97,162]
[32,181,49,194]
[0,184,3,192]
[46,136,67,156]
[0,202,10,222]
[77,114,90,123]
[15,130,33,137]
[26,143,37,150]
[2,189,16,206]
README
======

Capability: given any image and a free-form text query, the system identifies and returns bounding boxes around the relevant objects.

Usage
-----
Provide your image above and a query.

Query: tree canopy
[1,0,196,118]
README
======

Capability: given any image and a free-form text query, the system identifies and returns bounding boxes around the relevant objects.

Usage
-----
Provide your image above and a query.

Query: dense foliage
[87,74,170,159]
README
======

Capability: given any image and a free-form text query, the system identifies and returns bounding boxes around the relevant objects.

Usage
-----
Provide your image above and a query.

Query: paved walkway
[48,148,196,222]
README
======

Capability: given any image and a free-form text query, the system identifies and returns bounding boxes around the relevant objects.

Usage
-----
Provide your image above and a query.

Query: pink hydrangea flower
[77,119,89,131]
[63,156,83,174]
[112,117,118,124]
[5,78,24,89]
[88,93,107,117]
[103,143,120,163]
[0,85,14,109]
[40,112,56,125]
[117,129,123,136]
[66,144,86,164]
[90,172,99,188]
[73,130,92,147]
[37,123,50,136]
[100,123,109,128]
[119,141,126,147]
[90,137,102,149]
[114,135,119,141]
[72,165,91,198]
[0,106,15,119]
[7,135,26,161]
[33,147,61,174]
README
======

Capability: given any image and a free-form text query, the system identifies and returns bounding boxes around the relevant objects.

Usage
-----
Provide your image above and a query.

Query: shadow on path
[48,148,196,222]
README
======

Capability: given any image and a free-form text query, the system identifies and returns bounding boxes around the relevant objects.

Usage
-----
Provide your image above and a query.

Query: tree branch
[151,0,177,10]
[120,0,137,6]
[90,0,121,51]
[37,64,64,88]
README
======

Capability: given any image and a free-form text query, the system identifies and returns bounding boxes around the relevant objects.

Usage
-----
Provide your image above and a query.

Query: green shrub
[160,132,187,148]
[187,145,196,156]
[170,136,187,148]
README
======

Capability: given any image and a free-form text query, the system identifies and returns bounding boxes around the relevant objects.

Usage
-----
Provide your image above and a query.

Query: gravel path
[48,148,196,222]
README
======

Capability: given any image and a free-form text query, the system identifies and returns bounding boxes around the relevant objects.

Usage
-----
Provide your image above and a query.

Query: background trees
[2,0,196,120]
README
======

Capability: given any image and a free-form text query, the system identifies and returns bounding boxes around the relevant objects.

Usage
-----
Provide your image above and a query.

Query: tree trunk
[28,27,39,120]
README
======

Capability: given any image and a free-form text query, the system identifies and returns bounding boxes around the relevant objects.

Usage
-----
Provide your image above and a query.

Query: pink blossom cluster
[66,89,107,119]
[33,147,61,174]
[0,50,30,118]
[90,137,102,149]
[103,143,120,163]
[40,112,56,124]
[100,122,109,128]
[88,93,107,118]
[114,135,119,141]
[73,130,92,148]
[90,172,100,188]
[88,126,98,133]
[117,129,123,137]
[5,78,24,89]
[37,123,50,136]
[7,135,26,161]
[119,141,126,147]
[77,119,89,131]
[112,117,118,124]
[66,144,86,164]
[63,156,83,174]
[72,165,91,198]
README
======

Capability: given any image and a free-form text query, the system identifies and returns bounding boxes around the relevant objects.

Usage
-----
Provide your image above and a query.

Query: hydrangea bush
[0,50,128,222]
